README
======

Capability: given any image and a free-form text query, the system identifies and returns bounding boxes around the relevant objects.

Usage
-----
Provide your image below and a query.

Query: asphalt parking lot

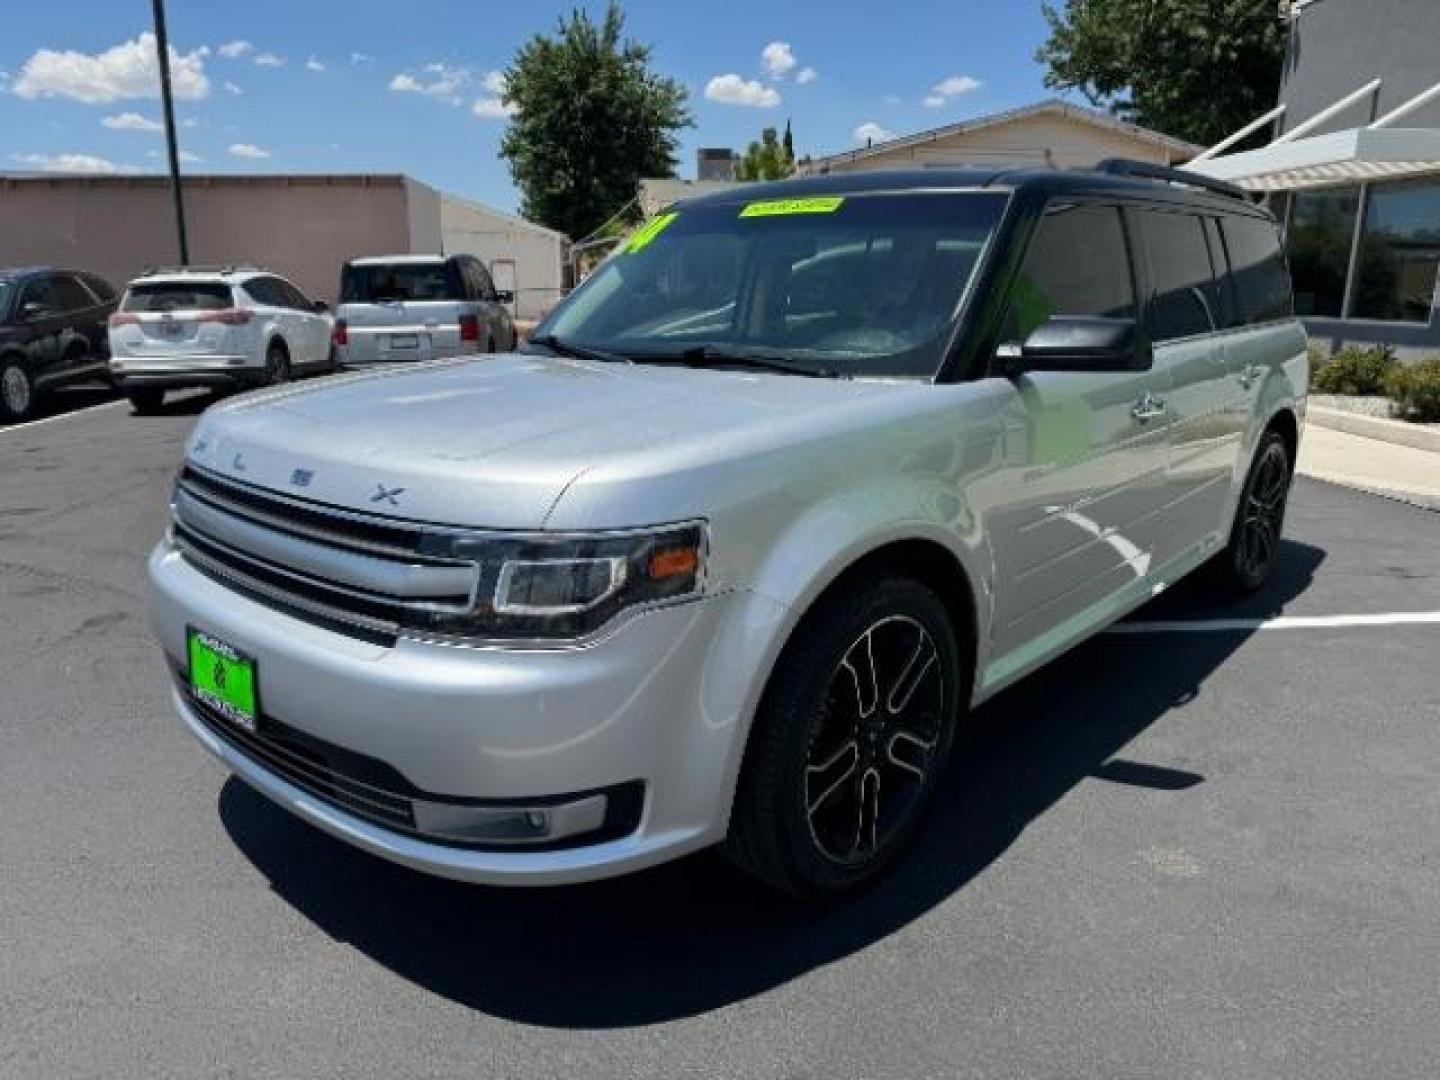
[3,392,1438,1079]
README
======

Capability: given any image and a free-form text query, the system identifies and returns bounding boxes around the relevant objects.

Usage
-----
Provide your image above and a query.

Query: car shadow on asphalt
[218,539,1326,1029]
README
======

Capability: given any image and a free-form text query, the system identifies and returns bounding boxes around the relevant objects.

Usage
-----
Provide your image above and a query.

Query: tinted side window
[19,277,59,315]
[245,278,281,306]
[277,279,310,309]
[1003,203,1135,342]
[81,274,118,303]
[1140,211,1216,342]
[1223,214,1293,324]
[53,274,97,313]
[475,261,497,298]
[1203,217,1240,328]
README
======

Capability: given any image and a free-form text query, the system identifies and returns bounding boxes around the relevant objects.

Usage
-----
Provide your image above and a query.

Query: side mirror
[1005,316,1150,375]
[493,289,515,305]
[21,300,49,321]
[312,299,330,314]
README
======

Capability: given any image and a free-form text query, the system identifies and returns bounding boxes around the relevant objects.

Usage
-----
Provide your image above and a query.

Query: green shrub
[1310,345,1400,396]
[1385,358,1440,422]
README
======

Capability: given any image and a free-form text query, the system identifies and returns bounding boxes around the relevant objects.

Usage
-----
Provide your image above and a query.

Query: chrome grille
[172,465,480,643]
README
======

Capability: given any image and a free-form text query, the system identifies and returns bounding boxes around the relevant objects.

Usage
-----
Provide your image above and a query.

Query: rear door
[111,281,238,359]
[1133,207,1233,554]
[51,274,108,373]
[985,201,1172,666]
[15,277,65,381]
[338,261,462,364]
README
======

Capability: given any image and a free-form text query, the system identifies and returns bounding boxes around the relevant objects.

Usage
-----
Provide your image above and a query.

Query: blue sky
[0,0,1065,213]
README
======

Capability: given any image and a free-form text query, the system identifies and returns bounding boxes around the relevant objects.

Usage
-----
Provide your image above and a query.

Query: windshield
[534,191,1007,378]
[122,282,233,312]
[341,262,459,303]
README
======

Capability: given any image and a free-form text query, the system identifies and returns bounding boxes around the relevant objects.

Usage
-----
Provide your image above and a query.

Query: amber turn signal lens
[649,546,699,580]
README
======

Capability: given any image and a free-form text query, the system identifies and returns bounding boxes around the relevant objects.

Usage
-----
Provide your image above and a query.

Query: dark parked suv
[0,266,120,422]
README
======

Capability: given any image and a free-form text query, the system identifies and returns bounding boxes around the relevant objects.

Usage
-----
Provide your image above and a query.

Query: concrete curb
[1307,405,1440,454]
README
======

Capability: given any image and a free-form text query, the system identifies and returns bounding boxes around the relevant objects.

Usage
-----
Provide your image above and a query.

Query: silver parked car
[333,254,515,367]
[150,163,1307,897]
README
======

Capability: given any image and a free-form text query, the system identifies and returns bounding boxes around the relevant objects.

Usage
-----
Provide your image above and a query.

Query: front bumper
[149,538,781,885]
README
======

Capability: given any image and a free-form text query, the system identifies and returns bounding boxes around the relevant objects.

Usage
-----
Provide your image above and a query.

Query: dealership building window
[1285,178,1440,325]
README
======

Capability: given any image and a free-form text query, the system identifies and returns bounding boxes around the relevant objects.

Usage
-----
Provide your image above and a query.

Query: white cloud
[922,94,946,108]
[12,152,136,174]
[761,41,796,80]
[482,70,507,95]
[853,121,896,145]
[705,73,780,108]
[223,80,243,95]
[217,40,252,60]
[253,53,285,68]
[13,32,210,104]
[472,96,515,119]
[929,74,982,100]
[306,56,326,73]
[147,148,203,163]
[102,111,163,133]
[350,52,371,65]
[796,67,818,85]
[389,63,470,105]
[228,142,270,159]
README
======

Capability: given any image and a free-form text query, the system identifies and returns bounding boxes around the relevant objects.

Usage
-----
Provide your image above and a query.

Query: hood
[185,353,922,529]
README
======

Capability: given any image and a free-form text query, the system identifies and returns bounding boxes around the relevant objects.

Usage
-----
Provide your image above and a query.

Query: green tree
[1038,0,1286,148]
[500,3,691,240]
[736,125,795,182]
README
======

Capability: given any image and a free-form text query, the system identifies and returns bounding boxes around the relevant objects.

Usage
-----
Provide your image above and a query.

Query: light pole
[152,0,190,265]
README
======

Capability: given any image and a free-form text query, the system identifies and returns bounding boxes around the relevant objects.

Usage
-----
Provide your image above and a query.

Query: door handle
[1237,364,1263,390]
[1131,392,1167,423]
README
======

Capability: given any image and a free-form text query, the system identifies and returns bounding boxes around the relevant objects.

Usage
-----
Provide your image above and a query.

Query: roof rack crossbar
[139,263,265,276]
[1094,158,1251,202]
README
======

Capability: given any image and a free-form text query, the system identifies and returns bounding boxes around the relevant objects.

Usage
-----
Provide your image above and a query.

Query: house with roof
[794,99,1201,177]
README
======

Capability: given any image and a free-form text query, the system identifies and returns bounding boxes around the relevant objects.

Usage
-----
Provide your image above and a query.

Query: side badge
[290,468,314,488]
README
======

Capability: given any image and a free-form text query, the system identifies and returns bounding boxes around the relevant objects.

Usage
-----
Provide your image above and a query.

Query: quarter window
[1222,215,1293,325]
[1002,203,1135,343]
[52,275,97,313]
[1140,211,1217,341]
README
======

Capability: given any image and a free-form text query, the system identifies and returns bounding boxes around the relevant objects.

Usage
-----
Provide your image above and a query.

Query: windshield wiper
[635,345,845,379]
[526,333,633,365]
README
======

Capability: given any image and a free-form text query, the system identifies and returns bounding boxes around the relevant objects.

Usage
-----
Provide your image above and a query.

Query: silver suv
[149,164,1307,897]
[334,254,515,367]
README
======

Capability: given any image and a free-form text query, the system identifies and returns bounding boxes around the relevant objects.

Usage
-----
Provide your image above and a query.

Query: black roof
[0,265,55,280]
[673,165,1273,220]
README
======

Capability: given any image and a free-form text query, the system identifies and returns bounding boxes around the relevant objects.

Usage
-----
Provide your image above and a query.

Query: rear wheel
[126,388,165,414]
[725,576,965,897]
[262,342,291,387]
[1218,430,1292,593]
[0,358,36,423]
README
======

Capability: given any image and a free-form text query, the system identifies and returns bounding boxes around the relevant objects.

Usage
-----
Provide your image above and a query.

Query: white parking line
[0,398,126,435]
[1109,612,1440,634]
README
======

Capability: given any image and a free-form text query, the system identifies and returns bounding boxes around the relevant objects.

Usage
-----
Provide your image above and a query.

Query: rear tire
[1217,430,1292,593]
[126,388,165,414]
[262,342,291,387]
[0,357,36,423]
[725,576,965,898]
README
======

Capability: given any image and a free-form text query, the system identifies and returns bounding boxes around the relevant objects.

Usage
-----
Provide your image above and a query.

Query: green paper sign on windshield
[739,196,846,218]
[626,211,679,253]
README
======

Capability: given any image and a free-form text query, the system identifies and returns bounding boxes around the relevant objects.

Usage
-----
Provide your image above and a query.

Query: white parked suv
[149,165,1308,897]
[109,266,335,413]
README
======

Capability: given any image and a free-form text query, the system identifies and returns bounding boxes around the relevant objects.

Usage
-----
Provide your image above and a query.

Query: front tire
[126,388,165,414]
[1218,430,1293,593]
[725,576,965,898]
[0,357,36,423]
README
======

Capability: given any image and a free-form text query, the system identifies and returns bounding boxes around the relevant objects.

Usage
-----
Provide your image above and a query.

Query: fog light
[411,795,606,845]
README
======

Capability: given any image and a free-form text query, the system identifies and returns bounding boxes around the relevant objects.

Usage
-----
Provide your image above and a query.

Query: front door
[983,201,1171,678]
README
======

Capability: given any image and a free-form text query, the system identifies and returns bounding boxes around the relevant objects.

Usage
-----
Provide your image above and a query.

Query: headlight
[405,523,706,642]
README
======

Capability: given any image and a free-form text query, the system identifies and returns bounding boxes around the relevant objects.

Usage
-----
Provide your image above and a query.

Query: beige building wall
[439,194,567,321]
[825,114,1187,174]
[0,175,417,303]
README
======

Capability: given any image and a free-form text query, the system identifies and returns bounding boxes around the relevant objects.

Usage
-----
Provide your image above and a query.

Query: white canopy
[1188,127,1440,192]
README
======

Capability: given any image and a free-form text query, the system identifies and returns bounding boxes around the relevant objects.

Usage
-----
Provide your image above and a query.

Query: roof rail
[1094,158,1251,202]
[139,263,265,277]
